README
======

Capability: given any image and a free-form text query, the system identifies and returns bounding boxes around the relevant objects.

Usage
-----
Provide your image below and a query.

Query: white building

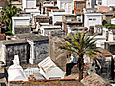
[111,18,115,24]
[84,13,102,29]
[38,57,65,79]
[12,17,31,34]
[40,25,61,36]
[102,0,115,7]
[22,0,40,27]
[50,11,69,25]
[22,0,36,10]
[57,0,73,14]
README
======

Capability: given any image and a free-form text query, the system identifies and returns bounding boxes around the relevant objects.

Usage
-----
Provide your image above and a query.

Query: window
[89,18,92,20]
[93,18,96,20]
[89,18,96,21]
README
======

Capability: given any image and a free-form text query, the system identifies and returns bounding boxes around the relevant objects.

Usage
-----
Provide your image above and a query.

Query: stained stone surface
[14,25,31,34]
[0,40,30,65]
[34,40,49,64]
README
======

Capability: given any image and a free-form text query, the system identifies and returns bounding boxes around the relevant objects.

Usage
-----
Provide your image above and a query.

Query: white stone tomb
[8,55,28,82]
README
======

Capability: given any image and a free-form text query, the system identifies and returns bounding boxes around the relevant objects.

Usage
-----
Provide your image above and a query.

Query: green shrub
[104,24,115,28]
[5,31,13,35]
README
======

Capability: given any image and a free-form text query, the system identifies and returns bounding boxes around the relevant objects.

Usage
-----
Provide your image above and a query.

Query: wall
[0,37,49,65]
[12,17,31,34]
[62,15,84,34]
[34,40,49,64]
[42,29,61,36]
[49,35,67,72]
[51,12,70,25]
[57,0,73,14]
[35,16,50,23]
[84,13,102,29]
[102,0,115,6]
[22,0,36,10]
[14,26,31,34]
[4,42,30,65]
[14,19,30,26]
[105,15,113,24]
[105,42,115,55]
[53,15,63,25]
[111,18,115,24]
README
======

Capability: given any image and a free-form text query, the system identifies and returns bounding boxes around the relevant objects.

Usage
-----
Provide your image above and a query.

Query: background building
[102,0,115,7]
[57,0,73,14]
[74,0,86,14]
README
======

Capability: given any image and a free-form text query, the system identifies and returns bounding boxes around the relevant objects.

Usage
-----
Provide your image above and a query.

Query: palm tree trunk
[78,54,84,81]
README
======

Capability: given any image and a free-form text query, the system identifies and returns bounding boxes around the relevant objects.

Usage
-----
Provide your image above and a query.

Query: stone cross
[13,55,20,65]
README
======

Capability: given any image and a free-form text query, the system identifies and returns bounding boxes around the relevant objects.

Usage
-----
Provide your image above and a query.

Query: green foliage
[1,3,21,35]
[5,31,13,35]
[104,24,115,28]
[59,32,99,59]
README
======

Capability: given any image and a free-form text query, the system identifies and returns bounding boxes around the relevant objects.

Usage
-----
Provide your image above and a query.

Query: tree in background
[59,32,99,81]
[1,3,21,35]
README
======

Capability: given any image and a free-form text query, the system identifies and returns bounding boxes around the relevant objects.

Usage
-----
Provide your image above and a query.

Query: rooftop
[0,40,27,45]
[50,30,65,37]
[16,33,49,42]
[12,17,30,19]
[97,48,113,56]
[81,73,111,86]
[85,13,102,15]
[97,6,111,13]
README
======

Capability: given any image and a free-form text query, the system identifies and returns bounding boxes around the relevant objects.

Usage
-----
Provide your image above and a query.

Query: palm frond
[58,32,100,60]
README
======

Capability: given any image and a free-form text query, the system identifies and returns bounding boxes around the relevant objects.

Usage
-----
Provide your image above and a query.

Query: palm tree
[59,32,99,81]
[1,3,21,35]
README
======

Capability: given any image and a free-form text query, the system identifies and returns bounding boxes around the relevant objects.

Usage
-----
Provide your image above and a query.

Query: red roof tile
[97,6,110,12]
[9,78,84,86]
